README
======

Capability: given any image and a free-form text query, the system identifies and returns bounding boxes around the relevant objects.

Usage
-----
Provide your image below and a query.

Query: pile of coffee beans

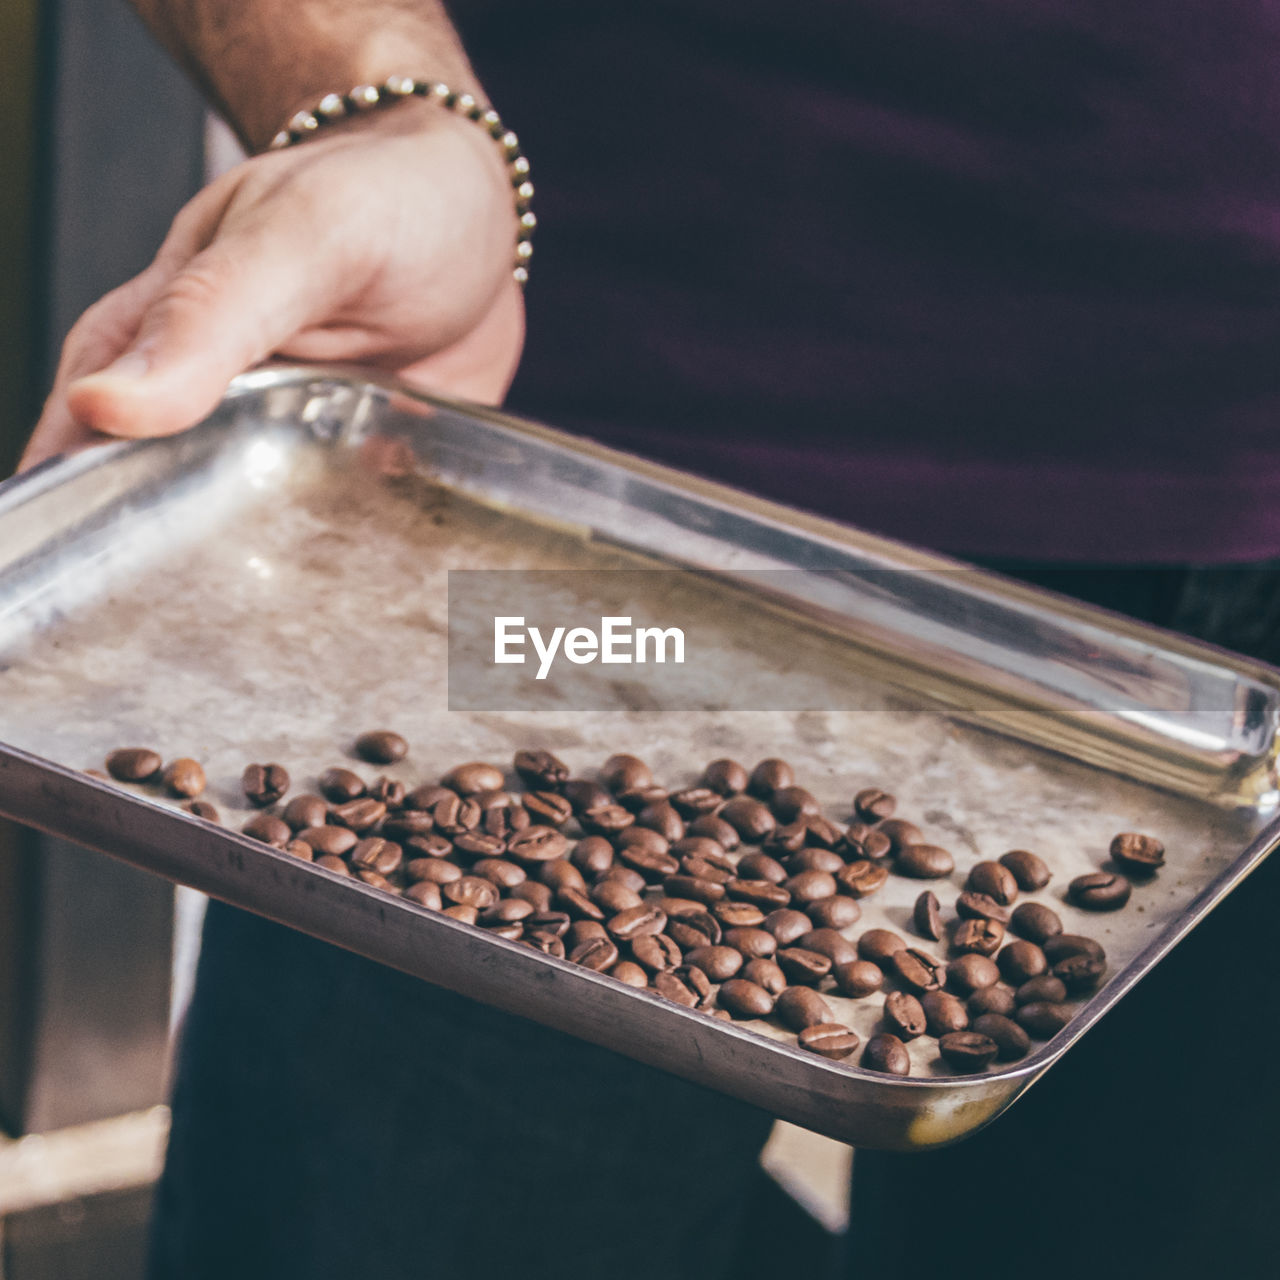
[97,739,1160,1077]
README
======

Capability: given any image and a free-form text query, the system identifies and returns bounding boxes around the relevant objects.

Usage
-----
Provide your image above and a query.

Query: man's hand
[22,96,523,471]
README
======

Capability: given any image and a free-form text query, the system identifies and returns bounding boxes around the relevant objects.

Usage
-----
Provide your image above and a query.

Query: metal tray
[0,365,1276,1150]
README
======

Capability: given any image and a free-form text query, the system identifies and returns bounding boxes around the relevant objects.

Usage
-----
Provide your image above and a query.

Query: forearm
[130,1,481,152]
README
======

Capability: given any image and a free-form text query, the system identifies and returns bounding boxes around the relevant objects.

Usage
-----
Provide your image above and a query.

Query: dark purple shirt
[462,3,1280,562]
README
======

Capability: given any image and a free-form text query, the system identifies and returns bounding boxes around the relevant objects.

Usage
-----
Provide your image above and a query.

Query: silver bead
[268,130,292,151]
[515,240,533,261]
[519,211,537,233]
[317,93,347,120]
[500,130,520,156]
[513,265,529,286]
[288,110,319,134]
[510,155,531,178]
[383,75,416,96]
[349,84,381,110]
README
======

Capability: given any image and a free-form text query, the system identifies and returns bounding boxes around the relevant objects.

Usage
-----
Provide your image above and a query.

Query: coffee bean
[968,1013,1029,1061]
[946,954,1001,995]
[714,901,766,928]
[806,896,862,929]
[432,794,482,836]
[382,811,436,841]
[939,1030,999,1071]
[507,826,572,864]
[317,766,362,804]
[684,945,743,981]
[243,813,291,847]
[999,849,1051,891]
[481,898,535,925]
[369,776,407,808]
[845,825,893,861]
[354,730,407,765]
[609,960,649,988]
[726,878,791,910]
[967,860,1018,905]
[1043,934,1106,965]
[1053,953,1106,994]
[722,927,777,959]
[618,785,669,814]
[921,991,970,1036]
[719,797,776,842]
[511,881,554,912]
[403,880,442,909]
[579,804,636,836]
[748,758,794,798]
[786,870,837,903]
[666,913,722,950]
[296,825,358,856]
[569,936,619,971]
[525,791,574,827]
[482,801,530,842]
[1016,975,1068,1005]
[877,819,923,853]
[776,986,834,1031]
[616,825,672,855]
[600,865,647,893]
[967,983,1017,1016]
[804,815,847,851]
[776,948,833,985]
[687,814,741,850]
[106,747,162,782]
[282,794,329,831]
[406,784,453,810]
[566,835,611,879]
[443,762,505,795]
[635,801,685,842]
[796,928,858,966]
[539,863,587,897]
[786,847,845,875]
[442,904,478,924]
[444,876,500,910]
[186,800,220,822]
[1069,871,1131,911]
[914,891,944,941]
[663,874,725,904]
[658,966,713,1008]
[834,960,884,998]
[407,858,463,885]
[836,860,889,898]
[863,1033,910,1075]
[951,919,1005,957]
[403,833,452,860]
[858,929,907,965]
[896,843,955,879]
[998,941,1048,984]
[472,858,526,890]
[737,852,787,884]
[632,933,683,973]
[564,918,606,945]
[669,786,723,818]
[771,786,821,822]
[675,836,733,865]
[330,797,387,834]
[357,870,397,893]
[1016,1001,1073,1039]
[955,892,1011,925]
[660,897,712,921]
[854,788,897,822]
[607,904,667,941]
[884,991,928,1039]
[717,978,775,1019]
[161,758,205,798]
[350,837,402,876]
[1010,902,1063,945]
[558,886,606,921]
[763,909,813,946]
[525,931,566,958]
[529,910,573,939]
[512,748,569,789]
[602,754,653,793]
[703,758,748,796]
[764,822,811,855]
[592,879,643,912]
[798,1023,859,1059]
[742,959,787,995]
[1109,832,1165,873]
[315,854,351,876]
[891,948,946,993]
[243,762,290,807]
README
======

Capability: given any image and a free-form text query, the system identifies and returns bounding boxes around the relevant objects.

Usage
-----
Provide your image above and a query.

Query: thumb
[65,230,333,439]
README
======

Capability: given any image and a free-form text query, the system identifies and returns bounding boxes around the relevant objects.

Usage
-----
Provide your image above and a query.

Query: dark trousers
[149,564,1280,1279]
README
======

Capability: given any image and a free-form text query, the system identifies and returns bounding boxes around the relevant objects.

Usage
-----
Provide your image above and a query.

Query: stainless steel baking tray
[0,365,1276,1150]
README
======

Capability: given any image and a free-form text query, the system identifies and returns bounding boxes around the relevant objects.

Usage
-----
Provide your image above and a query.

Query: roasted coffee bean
[565,919,605,946]
[613,841,679,882]
[798,1023,859,1059]
[452,831,508,860]
[1016,975,1068,1005]
[482,802,530,840]
[684,945,744,982]
[998,941,1048,984]
[952,918,1005,957]
[635,801,685,842]
[967,860,1018,905]
[607,904,667,941]
[1053,953,1106,994]
[914,891,944,940]
[1069,871,1132,910]
[663,874,725,905]
[507,826,571,863]
[666,914,722,950]
[726,878,792,909]
[836,860,889,898]
[884,991,928,1039]
[431,794,482,836]
[1016,1001,1073,1039]
[617,785,669,813]
[609,960,649,987]
[525,931,566,958]
[763,821,810,855]
[602,754,653,793]
[736,852,787,884]
[558,887,606,921]
[807,897,862,929]
[687,814,741,850]
[296,825,358,856]
[939,1030,999,1071]
[444,876,500,910]
[747,758,793,798]
[481,898,535,925]
[763,908,813,946]
[600,865,647,893]
[592,879,643,912]
[243,813,291,847]
[713,901,766,928]
[1043,934,1107,965]
[1010,902,1063,945]
[579,804,636,836]
[722,927,777,959]
[441,904,478,924]
[569,936,619,971]
[673,835,732,862]
[403,880,442,910]
[921,991,970,1036]
[892,948,946,993]
[804,815,847,851]
[655,966,711,1008]
[682,852,736,883]
[106,747,162,782]
[510,881,554,912]
[529,910,573,939]
[472,858,526,890]
[796,928,858,966]
[512,748,569,790]
[161,758,205,798]
[863,1033,910,1075]
[568,835,613,879]
[403,832,453,859]
[786,870,837,903]
[1000,849,1051,891]
[632,933,683,973]
[349,837,402,876]
[776,947,832,985]
[357,870,397,893]
[407,857,463,885]
[946,953,1001,995]
[845,825,893,861]
[282,794,329,831]
[315,854,352,876]
[669,786,723,818]
[786,847,845,875]
[742,958,788,995]
[776,986,834,1031]
[361,773,411,810]
[330,797,387,834]
[702,758,748,796]
[718,796,776,842]
[443,762,505,795]
[955,892,1012,924]
[243,762,290,806]
[896,843,955,879]
[382,811,436,841]
[718,978,775,1019]
[834,959,884,998]
[965,985,1016,1022]
[616,825,672,854]
[186,800,220,822]
[857,929,907,965]
[854,788,897,822]
[355,730,407,765]
[878,819,923,853]
[525,791,575,827]
[972,1012,1031,1061]
[1109,831,1165,872]
[318,767,363,804]
[771,786,821,822]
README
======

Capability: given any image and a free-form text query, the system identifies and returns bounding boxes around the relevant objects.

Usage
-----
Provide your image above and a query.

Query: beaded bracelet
[266,75,535,286]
